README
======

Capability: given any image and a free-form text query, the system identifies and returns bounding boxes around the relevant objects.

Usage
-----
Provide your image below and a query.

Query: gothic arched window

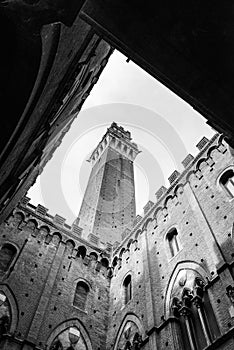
[73,281,89,310]
[115,320,143,350]
[123,275,132,305]
[49,326,82,350]
[170,270,220,350]
[220,169,234,198]
[167,228,180,257]
[0,244,17,272]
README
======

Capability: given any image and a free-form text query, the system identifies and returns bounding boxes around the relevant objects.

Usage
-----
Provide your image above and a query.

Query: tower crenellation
[76,122,140,244]
[88,122,140,167]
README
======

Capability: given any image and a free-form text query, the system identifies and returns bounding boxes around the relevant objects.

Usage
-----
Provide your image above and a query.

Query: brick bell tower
[75,122,140,244]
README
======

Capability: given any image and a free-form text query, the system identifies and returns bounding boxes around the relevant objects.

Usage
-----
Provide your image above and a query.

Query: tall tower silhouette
[75,122,140,244]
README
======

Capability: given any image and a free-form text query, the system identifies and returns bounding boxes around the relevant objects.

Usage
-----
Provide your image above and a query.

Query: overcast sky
[28,51,215,225]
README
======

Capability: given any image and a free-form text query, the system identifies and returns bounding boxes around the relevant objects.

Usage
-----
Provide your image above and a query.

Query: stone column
[193,296,211,346]
[180,307,196,350]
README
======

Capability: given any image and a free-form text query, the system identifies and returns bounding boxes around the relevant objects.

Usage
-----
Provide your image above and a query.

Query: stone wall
[0,202,111,350]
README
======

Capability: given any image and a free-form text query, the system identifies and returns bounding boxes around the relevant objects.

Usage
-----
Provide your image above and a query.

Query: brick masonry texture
[77,123,140,245]
[0,132,234,349]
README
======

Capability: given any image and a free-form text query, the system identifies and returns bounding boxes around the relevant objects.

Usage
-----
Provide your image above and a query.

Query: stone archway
[46,318,92,350]
[0,284,19,335]
[113,313,144,350]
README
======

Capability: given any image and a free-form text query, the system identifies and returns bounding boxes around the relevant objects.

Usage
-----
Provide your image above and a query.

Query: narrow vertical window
[167,228,180,257]
[123,275,132,305]
[73,281,89,310]
[0,244,17,272]
[220,169,234,198]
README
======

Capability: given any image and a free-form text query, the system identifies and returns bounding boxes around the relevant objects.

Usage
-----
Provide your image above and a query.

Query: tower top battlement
[79,122,139,243]
[88,122,140,166]
[108,122,132,141]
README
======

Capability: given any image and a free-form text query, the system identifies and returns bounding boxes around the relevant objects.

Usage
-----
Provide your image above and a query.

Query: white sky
[28,51,215,224]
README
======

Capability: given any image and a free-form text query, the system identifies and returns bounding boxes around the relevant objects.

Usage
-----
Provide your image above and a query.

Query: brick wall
[0,205,111,350]
[1,134,234,350]
[108,135,234,349]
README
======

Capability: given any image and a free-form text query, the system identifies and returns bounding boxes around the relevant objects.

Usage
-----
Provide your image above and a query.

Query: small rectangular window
[167,228,180,257]
[73,281,89,310]
[123,275,132,304]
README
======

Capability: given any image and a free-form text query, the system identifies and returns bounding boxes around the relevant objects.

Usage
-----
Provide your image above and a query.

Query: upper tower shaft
[76,122,140,245]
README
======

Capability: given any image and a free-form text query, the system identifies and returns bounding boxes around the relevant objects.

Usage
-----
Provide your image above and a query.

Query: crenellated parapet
[19,197,114,247]
[110,133,229,265]
[181,153,194,168]
[14,133,229,273]
[143,200,154,215]
[133,215,143,227]
[6,199,113,278]
[88,122,140,166]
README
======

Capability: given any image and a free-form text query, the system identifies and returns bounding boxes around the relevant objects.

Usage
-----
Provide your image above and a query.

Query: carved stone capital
[179,306,191,318]
[192,295,203,308]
